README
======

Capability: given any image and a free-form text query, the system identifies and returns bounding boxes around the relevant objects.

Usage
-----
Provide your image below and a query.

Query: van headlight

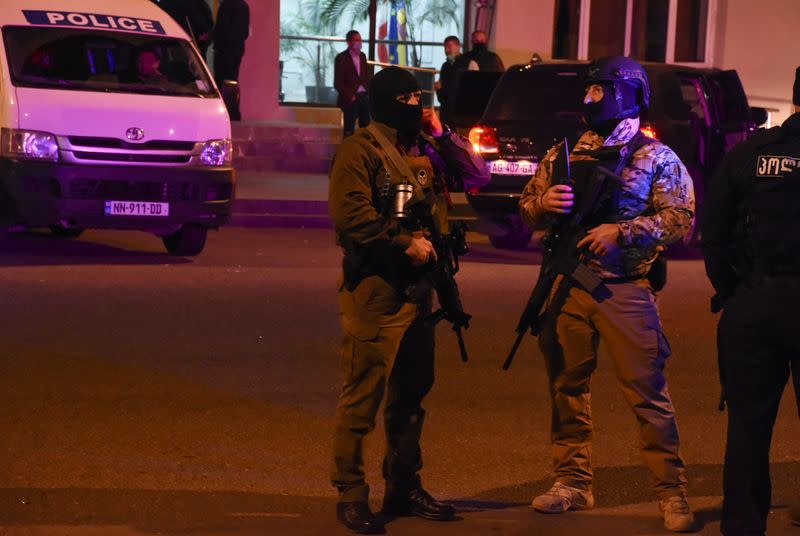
[1,128,59,162]
[200,138,232,166]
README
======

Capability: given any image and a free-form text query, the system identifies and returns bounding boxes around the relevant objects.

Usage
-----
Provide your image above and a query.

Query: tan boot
[659,495,695,532]
[531,482,594,513]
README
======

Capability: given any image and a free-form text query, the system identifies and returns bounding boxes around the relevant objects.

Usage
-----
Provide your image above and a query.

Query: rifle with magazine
[502,139,627,370]
[366,123,472,363]
[415,211,471,363]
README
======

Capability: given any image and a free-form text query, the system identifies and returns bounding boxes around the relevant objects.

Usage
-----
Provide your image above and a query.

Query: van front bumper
[0,159,234,231]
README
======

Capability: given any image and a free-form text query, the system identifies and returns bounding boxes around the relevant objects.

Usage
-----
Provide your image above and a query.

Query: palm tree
[282,0,340,100]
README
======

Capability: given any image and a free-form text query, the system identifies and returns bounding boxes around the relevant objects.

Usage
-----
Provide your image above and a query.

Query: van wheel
[50,225,84,238]
[488,227,533,250]
[162,224,208,256]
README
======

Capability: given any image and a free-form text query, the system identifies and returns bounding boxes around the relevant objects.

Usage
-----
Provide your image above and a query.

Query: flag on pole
[387,1,408,66]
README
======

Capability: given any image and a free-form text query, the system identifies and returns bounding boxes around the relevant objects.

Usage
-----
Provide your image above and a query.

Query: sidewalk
[230,171,330,229]
[231,170,475,229]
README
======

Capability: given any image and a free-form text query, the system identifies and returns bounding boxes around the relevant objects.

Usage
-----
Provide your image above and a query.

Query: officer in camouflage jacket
[519,56,696,533]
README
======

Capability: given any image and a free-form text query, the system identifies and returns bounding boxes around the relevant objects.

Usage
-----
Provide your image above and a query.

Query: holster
[647,256,668,292]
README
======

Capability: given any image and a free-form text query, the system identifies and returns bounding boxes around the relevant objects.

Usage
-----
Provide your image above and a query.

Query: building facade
[238,0,799,125]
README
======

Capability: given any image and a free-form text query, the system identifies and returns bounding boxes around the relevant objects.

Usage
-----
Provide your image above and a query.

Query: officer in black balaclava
[327,65,489,534]
[369,65,425,140]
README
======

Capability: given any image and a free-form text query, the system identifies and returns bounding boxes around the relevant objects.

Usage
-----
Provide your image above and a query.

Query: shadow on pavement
[1,480,798,535]
[0,488,332,535]
[0,231,191,266]
[472,461,800,509]
[0,487,708,536]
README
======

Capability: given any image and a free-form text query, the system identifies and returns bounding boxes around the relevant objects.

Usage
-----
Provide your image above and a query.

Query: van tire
[488,227,533,250]
[50,225,84,238]
[162,224,207,256]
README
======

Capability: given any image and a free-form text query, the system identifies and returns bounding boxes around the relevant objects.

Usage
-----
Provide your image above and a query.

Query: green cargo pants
[539,278,688,499]
[331,275,435,502]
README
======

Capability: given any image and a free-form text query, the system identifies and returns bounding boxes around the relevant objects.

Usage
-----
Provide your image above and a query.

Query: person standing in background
[465,30,504,72]
[213,0,250,120]
[151,0,214,58]
[434,35,466,126]
[334,31,371,138]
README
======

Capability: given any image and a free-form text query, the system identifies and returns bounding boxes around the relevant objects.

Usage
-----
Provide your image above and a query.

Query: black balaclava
[369,66,422,136]
[794,66,800,106]
[584,81,639,137]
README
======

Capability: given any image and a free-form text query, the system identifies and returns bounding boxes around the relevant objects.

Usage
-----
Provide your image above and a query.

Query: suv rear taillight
[640,124,658,139]
[468,126,499,154]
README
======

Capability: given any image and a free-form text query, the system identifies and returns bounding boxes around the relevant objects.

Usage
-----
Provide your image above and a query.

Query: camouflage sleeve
[328,138,412,250]
[617,144,695,248]
[519,143,561,229]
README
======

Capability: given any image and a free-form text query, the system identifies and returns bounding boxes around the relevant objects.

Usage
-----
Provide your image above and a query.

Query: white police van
[0,0,233,255]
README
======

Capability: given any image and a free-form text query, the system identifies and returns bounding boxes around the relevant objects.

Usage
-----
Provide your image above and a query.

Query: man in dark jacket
[334,30,371,137]
[435,35,466,125]
[152,0,214,57]
[213,0,250,120]
[465,30,504,72]
[702,66,800,536]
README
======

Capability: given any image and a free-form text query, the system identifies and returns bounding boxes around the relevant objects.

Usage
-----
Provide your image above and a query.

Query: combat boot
[382,479,456,521]
[336,502,385,534]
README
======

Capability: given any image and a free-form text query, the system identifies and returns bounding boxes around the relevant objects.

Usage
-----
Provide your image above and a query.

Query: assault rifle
[428,220,471,362]
[408,200,471,363]
[502,142,625,370]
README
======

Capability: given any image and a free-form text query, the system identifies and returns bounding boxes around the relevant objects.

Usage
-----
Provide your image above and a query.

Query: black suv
[463,61,767,249]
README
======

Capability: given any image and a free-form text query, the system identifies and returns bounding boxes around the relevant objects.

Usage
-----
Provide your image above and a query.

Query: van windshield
[2,26,216,97]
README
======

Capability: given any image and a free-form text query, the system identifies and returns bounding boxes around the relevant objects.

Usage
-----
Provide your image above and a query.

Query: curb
[229,197,477,229]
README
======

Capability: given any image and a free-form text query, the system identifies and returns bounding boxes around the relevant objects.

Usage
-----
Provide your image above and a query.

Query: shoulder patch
[756,155,800,178]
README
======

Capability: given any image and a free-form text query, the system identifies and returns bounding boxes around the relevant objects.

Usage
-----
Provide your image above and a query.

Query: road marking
[228,512,301,518]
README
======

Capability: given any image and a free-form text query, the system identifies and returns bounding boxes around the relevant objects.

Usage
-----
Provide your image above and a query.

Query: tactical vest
[341,126,446,292]
[365,124,448,233]
[744,166,800,275]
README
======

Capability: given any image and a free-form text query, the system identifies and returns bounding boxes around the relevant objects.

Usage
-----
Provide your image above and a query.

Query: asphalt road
[1,226,798,535]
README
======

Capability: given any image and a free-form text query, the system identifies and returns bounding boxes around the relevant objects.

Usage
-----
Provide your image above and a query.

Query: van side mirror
[220,80,240,120]
[750,106,769,127]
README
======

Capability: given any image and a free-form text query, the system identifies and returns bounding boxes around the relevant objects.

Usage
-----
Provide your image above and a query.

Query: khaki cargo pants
[539,278,687,499]
[331,275,435,503]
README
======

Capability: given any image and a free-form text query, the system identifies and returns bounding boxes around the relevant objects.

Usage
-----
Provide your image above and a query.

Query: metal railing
[279,34,444,48]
